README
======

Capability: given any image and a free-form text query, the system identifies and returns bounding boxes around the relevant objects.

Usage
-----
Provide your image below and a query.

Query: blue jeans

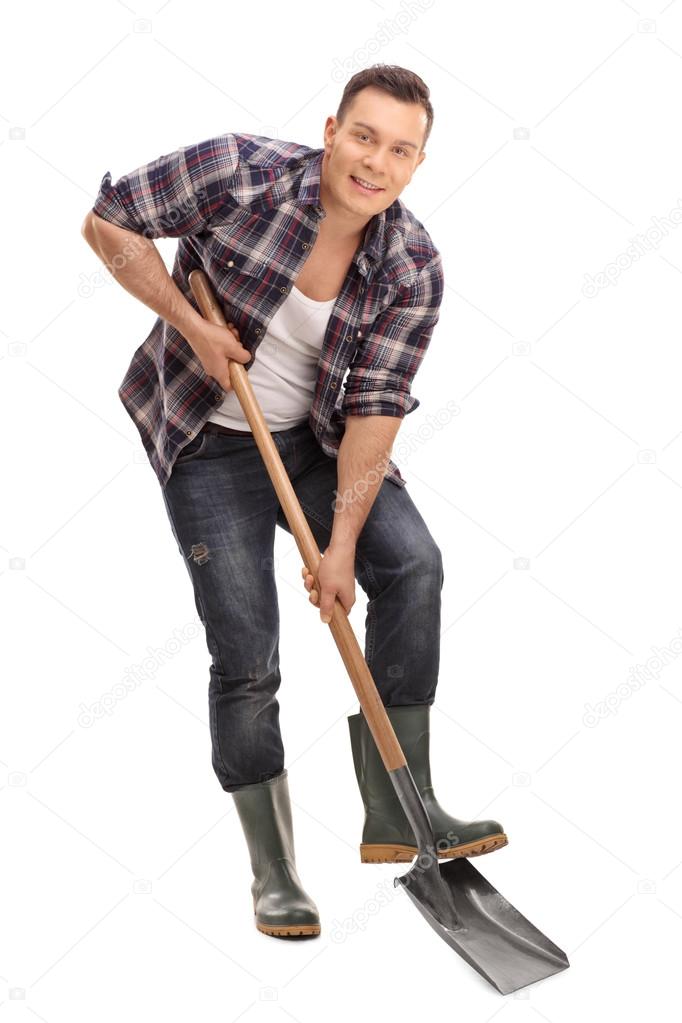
[159,420,444,791]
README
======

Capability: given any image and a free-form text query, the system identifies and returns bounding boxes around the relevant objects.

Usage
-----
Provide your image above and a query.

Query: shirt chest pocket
[220,248,269,280]
[208,209,276,280]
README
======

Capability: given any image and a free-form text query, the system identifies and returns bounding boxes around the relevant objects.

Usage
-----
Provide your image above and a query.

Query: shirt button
[186,429,193,436]
[255,328,261,335]
[302,243,309,249]
[345,334,353,341]
[331,383,337,390]
[280,286,287,293]
[227,260,234,267]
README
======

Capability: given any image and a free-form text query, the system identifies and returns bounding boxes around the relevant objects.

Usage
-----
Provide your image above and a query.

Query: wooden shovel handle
[188,269,407,772]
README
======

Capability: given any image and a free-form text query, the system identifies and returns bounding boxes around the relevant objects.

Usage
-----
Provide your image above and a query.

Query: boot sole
[256,920,321,938]
[360,832,509,863]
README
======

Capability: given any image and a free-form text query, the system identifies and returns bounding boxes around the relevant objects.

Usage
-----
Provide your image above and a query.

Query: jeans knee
[408,539,443,587]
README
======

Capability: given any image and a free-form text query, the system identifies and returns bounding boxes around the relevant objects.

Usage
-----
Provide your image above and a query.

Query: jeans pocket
[175,431,209,465]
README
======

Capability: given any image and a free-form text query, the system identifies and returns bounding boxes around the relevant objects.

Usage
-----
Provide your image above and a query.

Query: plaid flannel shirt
[91,132,444,489]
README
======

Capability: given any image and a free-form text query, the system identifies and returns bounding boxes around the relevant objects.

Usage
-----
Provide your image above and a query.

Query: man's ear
[323,115,338,148]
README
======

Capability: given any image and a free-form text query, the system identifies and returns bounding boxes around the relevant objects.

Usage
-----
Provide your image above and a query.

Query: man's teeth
[353,176,381,190]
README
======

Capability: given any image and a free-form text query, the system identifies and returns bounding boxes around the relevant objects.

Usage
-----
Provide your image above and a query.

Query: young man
[81,64,508,941]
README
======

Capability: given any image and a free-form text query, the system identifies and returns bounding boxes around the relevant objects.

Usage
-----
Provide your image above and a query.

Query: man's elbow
[80,210,101,248]
[81,210,126,258]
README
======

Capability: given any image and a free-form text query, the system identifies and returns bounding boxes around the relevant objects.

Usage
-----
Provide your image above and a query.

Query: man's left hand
[301,544,356,624]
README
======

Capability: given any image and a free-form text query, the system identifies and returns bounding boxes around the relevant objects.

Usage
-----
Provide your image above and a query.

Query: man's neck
[317,214,367,251]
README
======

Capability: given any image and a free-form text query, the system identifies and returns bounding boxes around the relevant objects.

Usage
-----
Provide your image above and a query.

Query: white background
[2,0,682,1018]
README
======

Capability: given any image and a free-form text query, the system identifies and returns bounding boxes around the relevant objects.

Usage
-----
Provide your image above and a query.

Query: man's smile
[349,174,385,195]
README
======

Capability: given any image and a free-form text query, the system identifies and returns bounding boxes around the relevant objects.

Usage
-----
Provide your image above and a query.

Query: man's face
[321,86,427,219]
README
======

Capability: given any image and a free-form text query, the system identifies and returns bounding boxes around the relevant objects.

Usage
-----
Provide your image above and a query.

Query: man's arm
[330,414,402,551]
[334,250,445,530]
[80,134,251,388]
[301,255,444,624]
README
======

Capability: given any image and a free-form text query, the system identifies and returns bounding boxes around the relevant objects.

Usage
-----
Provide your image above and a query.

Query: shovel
[187,269,570,994]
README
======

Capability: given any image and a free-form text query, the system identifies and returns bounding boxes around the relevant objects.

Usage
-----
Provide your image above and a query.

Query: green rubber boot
[348,704,508,863]
[231,770,320,937]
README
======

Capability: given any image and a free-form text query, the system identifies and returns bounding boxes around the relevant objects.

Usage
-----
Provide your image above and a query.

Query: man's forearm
[81,213,204,345]
[330,415,402,551]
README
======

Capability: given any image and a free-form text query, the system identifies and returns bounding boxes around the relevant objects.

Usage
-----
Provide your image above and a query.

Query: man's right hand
[189,320,252,392]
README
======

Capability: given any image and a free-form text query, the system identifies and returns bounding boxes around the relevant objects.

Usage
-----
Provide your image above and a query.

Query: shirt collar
[295,148,388,271]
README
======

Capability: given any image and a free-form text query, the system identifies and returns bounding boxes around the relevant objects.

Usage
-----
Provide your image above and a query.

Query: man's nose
[362,149,389,179]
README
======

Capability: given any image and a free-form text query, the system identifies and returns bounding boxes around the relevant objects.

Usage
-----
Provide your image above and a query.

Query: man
[81,64,508,941]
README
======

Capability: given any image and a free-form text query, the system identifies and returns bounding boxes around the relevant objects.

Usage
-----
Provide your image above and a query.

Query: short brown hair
[335,64,434,152]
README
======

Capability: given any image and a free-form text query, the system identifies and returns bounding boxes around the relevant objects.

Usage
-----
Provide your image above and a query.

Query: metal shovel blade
[390,766,570,995]
[396,856,570,995]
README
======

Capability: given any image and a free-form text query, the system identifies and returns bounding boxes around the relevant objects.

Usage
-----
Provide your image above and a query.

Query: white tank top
[207,285,338,431]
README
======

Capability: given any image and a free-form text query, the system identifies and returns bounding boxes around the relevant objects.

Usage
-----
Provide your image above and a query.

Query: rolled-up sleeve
[342,252,444,419]
[91,133,240,238]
